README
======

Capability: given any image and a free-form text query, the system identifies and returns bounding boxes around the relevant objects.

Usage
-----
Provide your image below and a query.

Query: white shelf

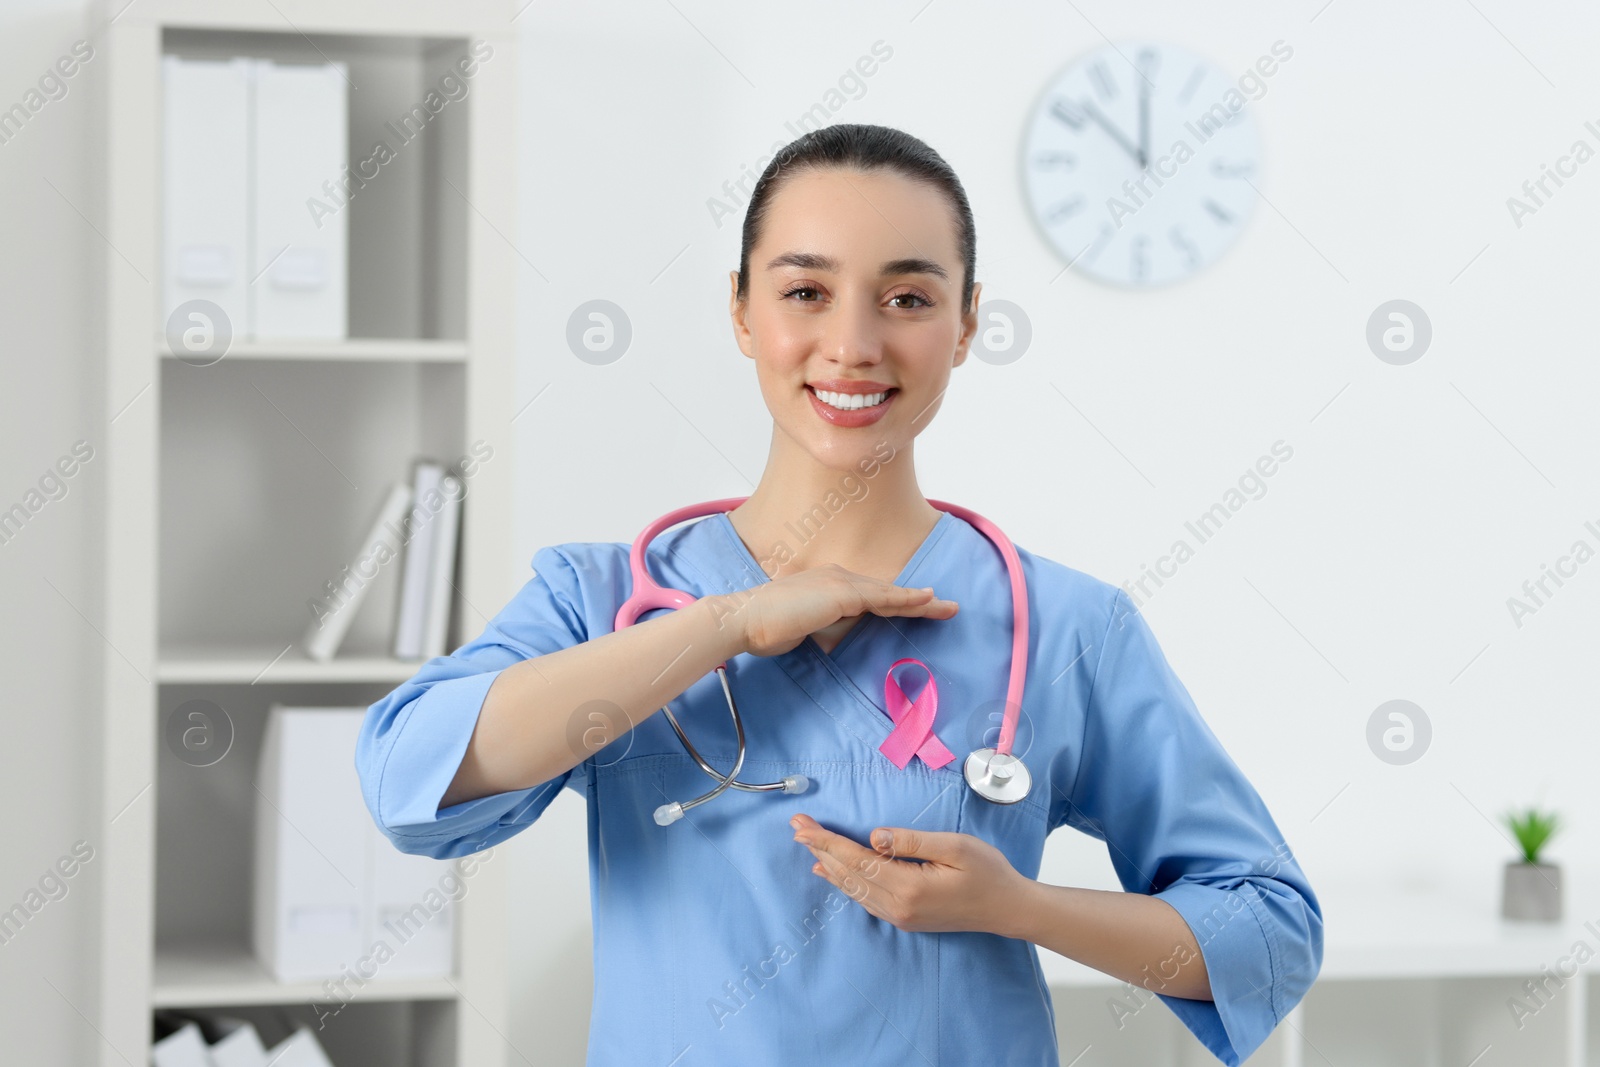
[152,941,457,1008]
[156,338,469,362]
[159,644,426,684]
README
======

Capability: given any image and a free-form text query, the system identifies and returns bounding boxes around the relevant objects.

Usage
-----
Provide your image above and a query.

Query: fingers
[872,826,964,863]
[813,844,888,913]
[791,814,897,900]
[792,812,862,854]
[799,828,898,916]
[859,583,958,620]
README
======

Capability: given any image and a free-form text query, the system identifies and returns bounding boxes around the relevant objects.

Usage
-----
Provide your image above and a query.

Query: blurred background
[3,0,1598,1064]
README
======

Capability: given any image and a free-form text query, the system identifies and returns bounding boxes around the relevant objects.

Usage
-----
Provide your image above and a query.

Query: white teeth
[814,389,889,410]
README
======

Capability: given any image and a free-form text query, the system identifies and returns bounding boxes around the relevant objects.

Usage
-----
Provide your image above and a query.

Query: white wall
[0,2,107,1065]
[506,0,1600,1060]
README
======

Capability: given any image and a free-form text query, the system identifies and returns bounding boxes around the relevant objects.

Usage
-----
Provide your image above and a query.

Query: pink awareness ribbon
[878,658,955,770]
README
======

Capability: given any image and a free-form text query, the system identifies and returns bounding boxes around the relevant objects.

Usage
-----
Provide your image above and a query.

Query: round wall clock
[1022,41,1264,287]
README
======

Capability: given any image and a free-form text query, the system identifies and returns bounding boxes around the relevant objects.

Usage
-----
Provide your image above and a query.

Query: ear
[729,270,754,360]
[953,279,982,369]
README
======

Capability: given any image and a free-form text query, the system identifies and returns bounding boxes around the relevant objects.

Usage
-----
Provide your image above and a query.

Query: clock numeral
[1177,65,1205,105]
[1046,196,1085,223]
[1050,98,1087,131]
[1169,226,1200,269]
[1130,234,1148,282]
[1089,61,1117,100]
[1031,151,1077,171]
[1204,199,1235,226]
[1211,159,1254,179]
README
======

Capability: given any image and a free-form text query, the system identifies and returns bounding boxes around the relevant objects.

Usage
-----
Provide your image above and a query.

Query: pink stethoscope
[615,497,1032,826]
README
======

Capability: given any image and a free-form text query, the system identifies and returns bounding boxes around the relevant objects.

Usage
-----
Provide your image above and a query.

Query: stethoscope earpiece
[652,774,807,827]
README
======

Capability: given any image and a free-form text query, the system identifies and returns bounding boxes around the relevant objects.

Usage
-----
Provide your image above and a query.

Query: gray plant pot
[1501,861,1562,922]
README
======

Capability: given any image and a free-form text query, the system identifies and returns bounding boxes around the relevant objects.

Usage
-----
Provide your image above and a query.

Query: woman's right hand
[719,565,959,658]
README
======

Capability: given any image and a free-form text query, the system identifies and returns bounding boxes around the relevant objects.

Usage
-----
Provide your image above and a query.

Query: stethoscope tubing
[652,666,810,825]
[617,497,1030,823]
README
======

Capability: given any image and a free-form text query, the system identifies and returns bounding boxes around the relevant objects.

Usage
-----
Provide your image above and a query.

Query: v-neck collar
[709,507,957,661]
[707,506,961,763]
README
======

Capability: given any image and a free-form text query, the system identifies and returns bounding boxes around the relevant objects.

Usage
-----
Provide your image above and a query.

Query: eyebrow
[764,251,949,282]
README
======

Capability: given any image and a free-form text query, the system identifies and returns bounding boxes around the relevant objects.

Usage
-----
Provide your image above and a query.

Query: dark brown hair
[735,123,977,313]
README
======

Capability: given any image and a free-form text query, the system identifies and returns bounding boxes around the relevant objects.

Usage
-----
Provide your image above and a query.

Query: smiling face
[730,166,981,473]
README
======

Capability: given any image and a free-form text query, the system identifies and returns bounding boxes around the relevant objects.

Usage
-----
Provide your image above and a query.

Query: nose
[819,290,885,369]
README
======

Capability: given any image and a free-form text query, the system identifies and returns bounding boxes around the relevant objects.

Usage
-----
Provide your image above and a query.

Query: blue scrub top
[356,509,1323,1066]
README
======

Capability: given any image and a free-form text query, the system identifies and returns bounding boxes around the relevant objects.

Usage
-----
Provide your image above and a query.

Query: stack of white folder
[151,1014,334,1067]
[162,54,348,342]
[301,457,463,663]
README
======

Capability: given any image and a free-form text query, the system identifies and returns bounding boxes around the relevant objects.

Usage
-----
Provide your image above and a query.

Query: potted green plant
[1501,807,1562,922]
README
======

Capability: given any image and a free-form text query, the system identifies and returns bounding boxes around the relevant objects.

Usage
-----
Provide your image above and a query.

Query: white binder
[369,813,456,979]
[151,1021,213,1067]
[161,56,250,339]
[262,1029,336,1067]
[254,707,455,984]
[250,58,348,340]
[208,1021,268,1067]
[253,707,367,982]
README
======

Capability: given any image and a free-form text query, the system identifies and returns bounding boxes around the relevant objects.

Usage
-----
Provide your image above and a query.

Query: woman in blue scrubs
[356,123,1322,1066]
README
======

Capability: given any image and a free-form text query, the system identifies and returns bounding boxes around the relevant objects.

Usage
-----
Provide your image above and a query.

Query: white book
[301,482,411,663]
[420,473,463,660]
[151,1021,214,1067]
[392,461,444,660]
[262,1029,336,1067]
[250,58,347,340]
[161,56,249,349]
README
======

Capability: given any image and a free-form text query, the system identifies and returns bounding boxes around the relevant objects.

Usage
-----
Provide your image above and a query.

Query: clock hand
[1079,99,1142,166]
[1137,72,1150,170]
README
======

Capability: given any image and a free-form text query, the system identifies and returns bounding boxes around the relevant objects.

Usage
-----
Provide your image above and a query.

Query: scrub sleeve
[355,546,594,860]
[1050,589,1324,1065]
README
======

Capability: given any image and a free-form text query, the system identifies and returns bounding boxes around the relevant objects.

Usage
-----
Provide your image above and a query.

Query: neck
[728,426,941,581]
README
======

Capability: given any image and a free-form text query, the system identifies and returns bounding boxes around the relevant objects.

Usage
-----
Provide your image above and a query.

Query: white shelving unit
[96,2,519,1065]
[1044,884,1596,1066]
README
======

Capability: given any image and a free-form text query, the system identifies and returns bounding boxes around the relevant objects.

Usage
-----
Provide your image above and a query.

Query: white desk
[1042,883,1597,1067]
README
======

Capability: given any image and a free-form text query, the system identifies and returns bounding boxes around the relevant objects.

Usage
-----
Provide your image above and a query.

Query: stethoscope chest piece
[963,748,1031,804]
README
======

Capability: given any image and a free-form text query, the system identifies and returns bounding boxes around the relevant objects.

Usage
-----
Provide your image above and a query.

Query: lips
[805,384,899,427]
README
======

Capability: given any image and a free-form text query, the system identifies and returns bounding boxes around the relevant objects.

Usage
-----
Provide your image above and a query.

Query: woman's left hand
[790,813,1032,936]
